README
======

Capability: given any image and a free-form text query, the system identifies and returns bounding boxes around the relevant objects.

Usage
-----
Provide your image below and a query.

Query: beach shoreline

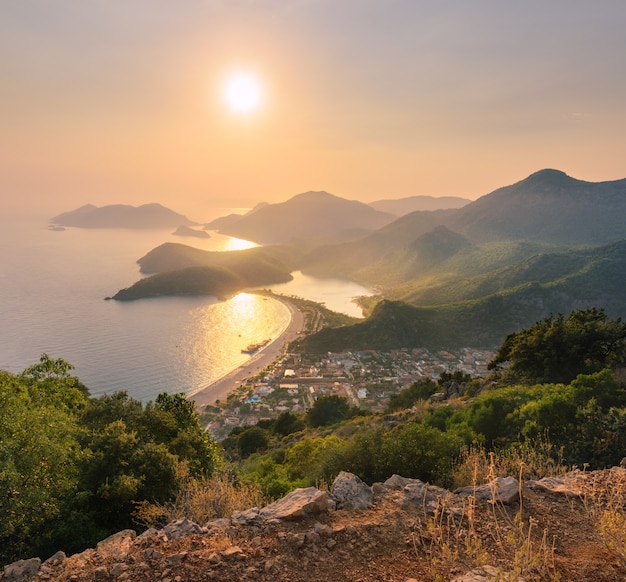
[189,296,305,409]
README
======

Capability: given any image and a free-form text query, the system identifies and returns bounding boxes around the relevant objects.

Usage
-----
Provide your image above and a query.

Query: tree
[488,308,626,384]
[0,368,83,564]
[386,378,437,412]
[237,426,271,458]
[306,395,353,427]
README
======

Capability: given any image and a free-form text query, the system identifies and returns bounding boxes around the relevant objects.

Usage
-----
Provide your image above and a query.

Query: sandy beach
[189,297,305,409]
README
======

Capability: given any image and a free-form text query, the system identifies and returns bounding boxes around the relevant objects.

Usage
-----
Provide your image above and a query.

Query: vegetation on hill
[0,356,221,565]
[112,263,292,301]
[449,169,626,244]
[223,309,626,500]
[297,239,626,351]
[3,308,626,570]
[136,243,300,275]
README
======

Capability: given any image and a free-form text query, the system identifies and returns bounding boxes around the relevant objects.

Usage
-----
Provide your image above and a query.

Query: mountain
[111,262,292,301]
[450,169,626,244]
[297,238,626,351]
[299,209,457,280]
[50,203,195,229]
[110,242,299,300]
[135,242,300,275]
[301,169,626,283]
[214,191,396,244]
[369,194,470,215]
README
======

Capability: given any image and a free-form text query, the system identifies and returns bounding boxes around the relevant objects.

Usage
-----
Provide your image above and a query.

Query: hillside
[450,169,626,245]
[302,169,626,282]
[14,469,626,582]
[215,191,396,244]
[111,265,290,301]
[50,203,195,229]
[298,236,626,351]
[369,194,471,215]
[112,259,293,301]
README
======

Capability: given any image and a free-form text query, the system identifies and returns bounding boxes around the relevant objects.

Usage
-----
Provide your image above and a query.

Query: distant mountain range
[110,169,626,350]
[50,203,195,229]
[368,195,470,215]
[208,191,396,244]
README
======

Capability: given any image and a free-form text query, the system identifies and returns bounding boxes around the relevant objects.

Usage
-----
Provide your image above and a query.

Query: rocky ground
[3,469,626,582]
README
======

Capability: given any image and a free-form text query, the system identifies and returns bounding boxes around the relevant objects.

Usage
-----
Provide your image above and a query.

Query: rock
[313,522,333,537]
[64,548,95,571]
[383,474,419,490]
[42,551,65,566]
[331,471,373,510]
[221,546,244,558]
[454,477,520,505]
[231,508,263,527]
[527,475,584,497]
[452,565,525,581]
[135,528,166,545]
[110,563,128,577]
[1,558,41,582]
[259,487,335,520]
[165,552,188,567]
[163,518,203,540]
[96,529,136,560]
[404,481,450,507]
[429,392,447,402]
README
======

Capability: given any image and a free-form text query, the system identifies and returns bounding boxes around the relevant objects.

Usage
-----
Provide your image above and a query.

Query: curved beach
[189,297,305,409]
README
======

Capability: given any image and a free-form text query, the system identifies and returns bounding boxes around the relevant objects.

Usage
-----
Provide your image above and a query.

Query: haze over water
[0,213,371,401]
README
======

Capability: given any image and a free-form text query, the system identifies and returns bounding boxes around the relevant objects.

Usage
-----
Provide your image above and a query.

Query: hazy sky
[2,0,626,219]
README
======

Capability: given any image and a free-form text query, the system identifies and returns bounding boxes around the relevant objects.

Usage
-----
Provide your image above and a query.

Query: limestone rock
[96,529,136,560]
[454,476,520,505]
[1,558,41,582]
[453,564,525,581]
[259,487,334,520]
[163,518,203,540]
[231,508,263,527]
[331,471,373,510]
[527,475,584,497]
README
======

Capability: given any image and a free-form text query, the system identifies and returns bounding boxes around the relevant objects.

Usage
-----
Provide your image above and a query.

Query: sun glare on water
[222,72,263,114]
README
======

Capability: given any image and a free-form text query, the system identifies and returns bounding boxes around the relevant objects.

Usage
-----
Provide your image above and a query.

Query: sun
[222,73,263,114]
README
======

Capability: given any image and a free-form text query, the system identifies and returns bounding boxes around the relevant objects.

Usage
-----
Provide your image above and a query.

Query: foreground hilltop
[7,469,625,582]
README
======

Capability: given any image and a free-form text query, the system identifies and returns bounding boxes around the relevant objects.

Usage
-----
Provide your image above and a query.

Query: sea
[0,211,371,402]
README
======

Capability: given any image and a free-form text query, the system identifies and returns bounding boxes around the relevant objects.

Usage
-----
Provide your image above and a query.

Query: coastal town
[200,346,494,440]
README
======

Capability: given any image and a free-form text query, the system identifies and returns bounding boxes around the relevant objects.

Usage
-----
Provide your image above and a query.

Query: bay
[0,213,371,401]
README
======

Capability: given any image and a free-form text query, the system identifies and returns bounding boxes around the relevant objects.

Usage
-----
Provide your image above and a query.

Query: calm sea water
[0,213,370,401]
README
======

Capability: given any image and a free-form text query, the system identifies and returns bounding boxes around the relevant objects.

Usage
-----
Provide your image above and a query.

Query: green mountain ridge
[297,239,626,351]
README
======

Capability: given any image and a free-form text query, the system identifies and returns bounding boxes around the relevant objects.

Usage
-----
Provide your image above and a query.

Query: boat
[241,339,270,354]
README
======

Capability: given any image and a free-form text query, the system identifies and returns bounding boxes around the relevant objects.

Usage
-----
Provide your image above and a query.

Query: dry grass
[134,469,268,529]
[413,454,562,581]
[580,468,626,566]
[452,440,568,489]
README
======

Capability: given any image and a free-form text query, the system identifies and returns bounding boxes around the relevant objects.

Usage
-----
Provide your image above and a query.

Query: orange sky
[2,1,626,221]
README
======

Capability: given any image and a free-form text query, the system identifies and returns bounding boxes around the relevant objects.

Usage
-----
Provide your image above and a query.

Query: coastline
[189,296,305,409]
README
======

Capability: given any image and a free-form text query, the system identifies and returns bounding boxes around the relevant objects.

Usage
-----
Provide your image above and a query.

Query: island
[50,203,197,229]
[172,225,210,238]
